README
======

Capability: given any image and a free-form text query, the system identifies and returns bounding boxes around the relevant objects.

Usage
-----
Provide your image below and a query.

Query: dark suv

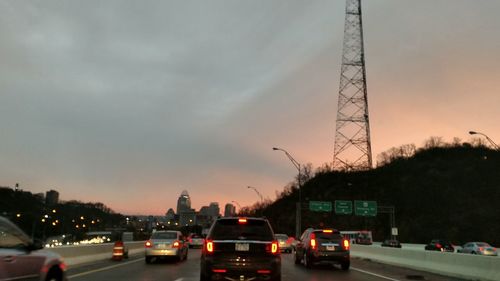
[200,217,281,281]
[424,239,454,252]
[294,228,350,270]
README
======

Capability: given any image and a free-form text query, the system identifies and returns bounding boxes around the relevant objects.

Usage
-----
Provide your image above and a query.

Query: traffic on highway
[64,245,465,281]
[3,214,497,281]
[1,0,500,280]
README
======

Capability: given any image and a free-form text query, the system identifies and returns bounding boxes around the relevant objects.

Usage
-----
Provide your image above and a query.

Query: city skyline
[1,0,499,215]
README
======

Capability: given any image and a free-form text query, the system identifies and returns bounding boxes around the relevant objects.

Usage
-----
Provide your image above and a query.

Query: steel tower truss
[333,0,373,171]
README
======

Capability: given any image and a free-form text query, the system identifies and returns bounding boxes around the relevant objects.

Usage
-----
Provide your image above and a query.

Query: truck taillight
[310,233,317,250]
[271,241,279,254]
[343,239,350,250]
[205,240,214,253]
[266,240,279,254]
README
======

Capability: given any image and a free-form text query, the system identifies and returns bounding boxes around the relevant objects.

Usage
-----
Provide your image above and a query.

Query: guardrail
[351,244,500,281]
[49,241,146,266]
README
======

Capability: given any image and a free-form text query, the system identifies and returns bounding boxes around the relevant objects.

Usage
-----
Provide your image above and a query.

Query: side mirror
[28,239,44,251]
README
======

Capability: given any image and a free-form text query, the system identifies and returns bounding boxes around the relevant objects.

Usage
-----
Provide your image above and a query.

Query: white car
[145,230,188,263]
[0,216,67,281]
[458,242,497,256]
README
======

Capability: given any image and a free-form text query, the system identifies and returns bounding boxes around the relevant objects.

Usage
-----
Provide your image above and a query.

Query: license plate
[326,245,336,251]
[235,243,249,251]
[157,243,167,249]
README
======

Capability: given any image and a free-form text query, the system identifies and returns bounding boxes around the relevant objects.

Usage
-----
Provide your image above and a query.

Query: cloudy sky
[1,0,499,215]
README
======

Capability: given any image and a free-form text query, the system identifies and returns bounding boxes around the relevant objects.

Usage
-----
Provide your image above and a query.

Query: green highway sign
[354,200,377,216]
[334,200,352,215]
[309,201,332,212]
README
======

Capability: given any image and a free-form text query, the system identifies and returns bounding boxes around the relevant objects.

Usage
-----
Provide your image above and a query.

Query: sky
[1,0,499,215]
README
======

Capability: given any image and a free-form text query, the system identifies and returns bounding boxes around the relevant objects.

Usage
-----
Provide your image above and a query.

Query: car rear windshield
[275,234,288,240]
[152,232,177,239]
[210,219,274,241]
[314,231,343,242]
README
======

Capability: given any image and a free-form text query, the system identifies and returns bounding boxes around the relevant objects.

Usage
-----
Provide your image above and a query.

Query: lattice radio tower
[333,0,373,171]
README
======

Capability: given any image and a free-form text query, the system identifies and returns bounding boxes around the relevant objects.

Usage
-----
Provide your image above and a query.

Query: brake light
[145,240,152,248]
[265,240,279,254]
[272,241,279,254]
[323,229,333,233]
[205,240,214,253]
[343,239,350,250]
[436,243,442,248]
[310,233,316,250]
[212,269,226,273]
[257,270,271,274]
[173,240,180,248]
[238,218,247,224]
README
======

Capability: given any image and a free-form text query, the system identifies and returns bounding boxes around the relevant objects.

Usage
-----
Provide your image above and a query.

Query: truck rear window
[210,219,274,241]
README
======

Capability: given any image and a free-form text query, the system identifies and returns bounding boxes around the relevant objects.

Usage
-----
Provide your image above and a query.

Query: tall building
[165,208,175,221]
[176,190,191,214]
[208,202,220,219]
[224,203,236,217]
[45,189,59,206]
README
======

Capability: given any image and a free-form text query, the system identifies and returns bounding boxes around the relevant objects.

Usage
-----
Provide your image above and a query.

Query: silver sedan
[458,242,497,256]
[145,230,188,263]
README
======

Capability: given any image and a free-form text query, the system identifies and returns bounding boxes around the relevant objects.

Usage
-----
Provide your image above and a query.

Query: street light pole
[247,186,264,202]
[469,131,500,150]
[272,147,302,239]
[231,200,241,209]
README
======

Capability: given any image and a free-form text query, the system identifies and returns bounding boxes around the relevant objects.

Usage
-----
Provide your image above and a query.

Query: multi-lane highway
[66,248,464,281]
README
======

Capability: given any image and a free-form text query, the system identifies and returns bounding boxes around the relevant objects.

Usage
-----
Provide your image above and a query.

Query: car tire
[341,261,350,271]
[145,256,152,264]
[303,252,311,269]
[45,269,63,281]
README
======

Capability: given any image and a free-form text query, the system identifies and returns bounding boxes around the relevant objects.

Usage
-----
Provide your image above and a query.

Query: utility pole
[333,0,373,171]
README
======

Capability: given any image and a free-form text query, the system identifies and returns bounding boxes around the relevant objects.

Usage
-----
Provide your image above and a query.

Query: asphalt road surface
[67,249,465,281]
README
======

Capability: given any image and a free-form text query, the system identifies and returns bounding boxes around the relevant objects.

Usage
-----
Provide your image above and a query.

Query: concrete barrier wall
[49,241,146,266]
[351,244,500,281]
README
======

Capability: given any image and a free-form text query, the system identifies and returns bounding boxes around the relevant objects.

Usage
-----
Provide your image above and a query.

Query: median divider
[48,241,146,266]
[351,244,500,281]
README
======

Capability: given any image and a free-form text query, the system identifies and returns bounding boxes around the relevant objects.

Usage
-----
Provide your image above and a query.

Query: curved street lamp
[469,131,499,150]
[272,147,302,238]
[247,186,264,202]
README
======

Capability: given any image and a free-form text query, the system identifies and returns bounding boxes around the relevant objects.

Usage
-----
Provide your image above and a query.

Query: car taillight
[212,269,226,273]
[173,240,180,248]
[266,240,279,254]
[310,233,317,250]
[205,240,214,253]
[436,243,442,248]
[271,241,279,254]
[343,239,350,250]
[479,247,484,252]
[238,218,247,224]
[145,240,152,248]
